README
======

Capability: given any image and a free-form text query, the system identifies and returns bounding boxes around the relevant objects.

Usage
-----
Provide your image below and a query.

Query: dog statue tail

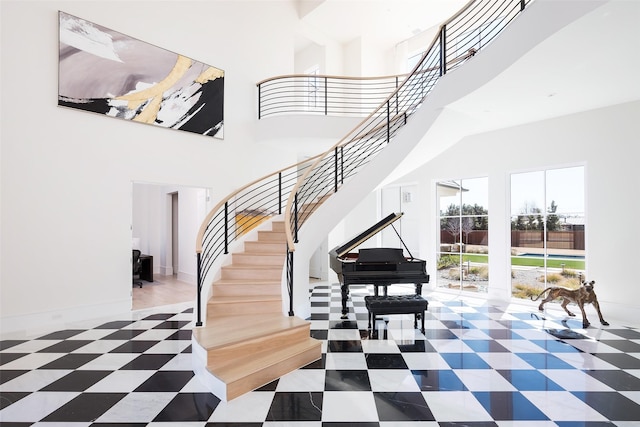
[531,287,554,302]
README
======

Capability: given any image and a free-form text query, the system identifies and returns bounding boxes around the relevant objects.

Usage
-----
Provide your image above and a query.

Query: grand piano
[329,212,430,318]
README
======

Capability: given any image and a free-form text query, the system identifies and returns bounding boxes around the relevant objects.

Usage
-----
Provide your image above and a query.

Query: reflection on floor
[132,274,195,311]
[2,281,640,425]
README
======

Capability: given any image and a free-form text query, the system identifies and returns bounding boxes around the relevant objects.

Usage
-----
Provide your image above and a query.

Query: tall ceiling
[294,0,468,51]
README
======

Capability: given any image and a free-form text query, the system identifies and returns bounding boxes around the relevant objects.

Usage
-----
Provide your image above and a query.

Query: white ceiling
[446,0,640,134]
[294,0,468,50]
[379,0,640,184]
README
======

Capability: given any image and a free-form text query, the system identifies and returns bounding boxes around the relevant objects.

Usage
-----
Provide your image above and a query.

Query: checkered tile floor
[2,282,640,426]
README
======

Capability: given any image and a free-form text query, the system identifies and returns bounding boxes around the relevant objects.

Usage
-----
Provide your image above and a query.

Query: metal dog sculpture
[531,279,609,328]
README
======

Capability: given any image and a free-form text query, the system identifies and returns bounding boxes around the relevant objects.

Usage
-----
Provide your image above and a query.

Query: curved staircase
[193,0,549,402]
[192,220,321,401]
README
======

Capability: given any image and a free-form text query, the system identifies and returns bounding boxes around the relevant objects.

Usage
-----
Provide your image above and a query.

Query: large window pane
[511,171,544,217]
[510,167,585,299]
[546,166,584,216]
[437,178,488,293]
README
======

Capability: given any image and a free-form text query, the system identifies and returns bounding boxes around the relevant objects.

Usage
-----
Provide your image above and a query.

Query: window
[436,177,489,293]
[306,66,320,111]
[510,166,586,299]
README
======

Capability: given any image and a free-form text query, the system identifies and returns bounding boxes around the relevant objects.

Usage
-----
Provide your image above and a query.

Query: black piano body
[329,213,430,318]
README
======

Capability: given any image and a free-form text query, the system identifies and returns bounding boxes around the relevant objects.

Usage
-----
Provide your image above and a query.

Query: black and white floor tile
[2,282,640,426]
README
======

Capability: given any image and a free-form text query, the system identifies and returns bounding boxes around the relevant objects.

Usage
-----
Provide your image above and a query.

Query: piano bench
[364,294,428,335]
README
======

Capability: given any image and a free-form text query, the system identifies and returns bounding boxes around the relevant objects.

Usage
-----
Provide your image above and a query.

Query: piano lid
[329,212,403,258]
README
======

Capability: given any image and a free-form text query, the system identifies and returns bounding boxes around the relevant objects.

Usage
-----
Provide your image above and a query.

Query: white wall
[387,101,640,325]
[0,0,303,334]
[1,0,412,334]
[295,42,325,74]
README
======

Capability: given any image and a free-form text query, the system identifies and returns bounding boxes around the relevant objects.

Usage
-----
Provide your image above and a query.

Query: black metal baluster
[334,147,339,193]
[294,192,299,243]
[257,83,262,119]
[224,202,229,254]
[440,25,447,76]
[340,146,344,185]
[196,253,203,326]
[387,101,391,144]
[278,172,282,214]
[287,250,294,316]
[324,77,328,116]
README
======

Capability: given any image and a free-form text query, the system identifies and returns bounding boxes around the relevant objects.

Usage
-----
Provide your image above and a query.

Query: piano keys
[329,212,430,318]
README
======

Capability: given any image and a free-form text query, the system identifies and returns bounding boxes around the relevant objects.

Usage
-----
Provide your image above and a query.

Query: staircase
[192,220,321,401]
[193,0,545,402]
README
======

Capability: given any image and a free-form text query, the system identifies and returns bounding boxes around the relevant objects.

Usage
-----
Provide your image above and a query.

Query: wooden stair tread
[213,278,281,285]
[244,244,286,253]
[194,314,310,349]
[233,252,284,257]
[209,295,281,303]
[223,264,282,270]
[212,338,321,382]
[235,251,284,255]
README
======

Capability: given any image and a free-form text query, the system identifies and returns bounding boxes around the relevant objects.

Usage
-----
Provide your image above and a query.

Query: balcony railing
[257,74,406,119]
[257,1,528,120]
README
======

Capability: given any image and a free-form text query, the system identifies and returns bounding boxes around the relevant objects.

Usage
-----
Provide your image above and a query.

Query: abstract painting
[58,11,224,139]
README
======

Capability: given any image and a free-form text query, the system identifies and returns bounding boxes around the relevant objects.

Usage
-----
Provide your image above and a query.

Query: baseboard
[177,271,196,285]
[0,298,131,337]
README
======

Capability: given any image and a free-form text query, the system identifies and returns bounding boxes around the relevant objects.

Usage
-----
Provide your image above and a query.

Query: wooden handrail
[280,37,479,253]
[257,72,409,87]
[195,153,323,253]
[257,49,475,90]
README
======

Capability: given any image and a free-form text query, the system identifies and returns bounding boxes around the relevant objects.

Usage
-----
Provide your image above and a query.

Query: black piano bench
[364,294,428,336]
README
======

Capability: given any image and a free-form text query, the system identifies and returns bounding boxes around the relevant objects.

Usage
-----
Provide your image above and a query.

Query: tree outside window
[510,166,586,299]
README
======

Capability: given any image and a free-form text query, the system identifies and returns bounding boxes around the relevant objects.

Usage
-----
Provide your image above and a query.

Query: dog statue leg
[560,298,576,317]
[592,298,609,326]
[577,303,590,328]
[537,293,554,312]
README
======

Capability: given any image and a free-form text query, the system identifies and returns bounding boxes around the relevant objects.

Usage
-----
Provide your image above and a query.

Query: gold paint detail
[134,95,163,124]
[116,55,193,123]
[196,66,224,84]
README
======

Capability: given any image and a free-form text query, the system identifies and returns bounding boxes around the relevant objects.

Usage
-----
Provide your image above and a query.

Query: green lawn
[442,253,585,270]
[511,256,584,269]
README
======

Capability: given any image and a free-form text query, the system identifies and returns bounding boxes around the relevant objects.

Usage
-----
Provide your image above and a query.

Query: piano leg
[340,283,349,318]
[415,283,423,322]
[373,285,388,296]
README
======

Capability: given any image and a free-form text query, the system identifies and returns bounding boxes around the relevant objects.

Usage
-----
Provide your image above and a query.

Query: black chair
[132,249,143,288]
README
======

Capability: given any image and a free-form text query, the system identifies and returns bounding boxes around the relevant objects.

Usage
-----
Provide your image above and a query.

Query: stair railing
[283,0,533,301]
[196,0,533,325]
[194,157,321,325]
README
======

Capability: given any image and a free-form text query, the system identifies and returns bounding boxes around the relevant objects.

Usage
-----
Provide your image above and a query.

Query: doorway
[131,182,211,310]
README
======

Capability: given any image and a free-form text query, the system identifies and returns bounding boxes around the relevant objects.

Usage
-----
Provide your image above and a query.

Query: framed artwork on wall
[58,11,224,139]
